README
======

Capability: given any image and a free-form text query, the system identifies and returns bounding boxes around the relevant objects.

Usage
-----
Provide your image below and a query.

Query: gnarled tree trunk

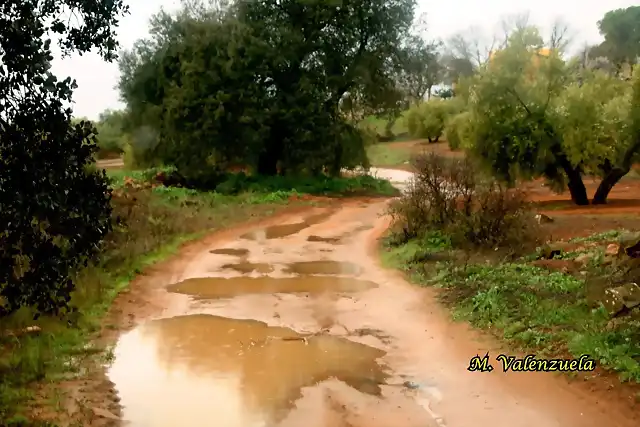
[593,168,626,205]
[556,153,589,205]
[592,139,640,205]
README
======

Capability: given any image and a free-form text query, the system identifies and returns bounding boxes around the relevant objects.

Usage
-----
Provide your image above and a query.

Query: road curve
[101,184,638,427]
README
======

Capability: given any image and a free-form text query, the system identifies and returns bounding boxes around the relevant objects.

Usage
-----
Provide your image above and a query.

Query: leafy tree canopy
[468,25,640,205]
[118,0,416,179]
[597,6,640,68]
[0,0,128,317]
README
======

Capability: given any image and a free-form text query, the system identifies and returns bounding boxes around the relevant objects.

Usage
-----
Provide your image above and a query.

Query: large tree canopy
[467,26,640,205]
[119,0,415,179]
[596,6,640,70]
[396,36,442,103]
[0,1,128,317]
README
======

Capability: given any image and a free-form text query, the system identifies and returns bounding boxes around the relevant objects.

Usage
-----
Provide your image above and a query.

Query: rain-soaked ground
[105,173,638,427]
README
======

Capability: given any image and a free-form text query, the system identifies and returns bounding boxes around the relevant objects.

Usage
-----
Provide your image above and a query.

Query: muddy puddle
[108,314,387,426]
[306,225,374,245]
[283,261,361,275]
[210,248,250,257]
[307,235,341,243]
[240,211,335,240]
[167,276,378,299]
[221,262,275,274]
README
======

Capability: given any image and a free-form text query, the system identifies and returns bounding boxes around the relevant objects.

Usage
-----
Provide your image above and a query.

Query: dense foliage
[0,0,128,317]
[405,98,463,142]
[592,6,640,72]
[119,0,416,180]
[466,27,640,205]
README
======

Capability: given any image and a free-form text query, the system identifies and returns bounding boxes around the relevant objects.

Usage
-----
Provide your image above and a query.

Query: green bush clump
[406,99,462,142]
[445,112,473,150]
[387,153,540,253]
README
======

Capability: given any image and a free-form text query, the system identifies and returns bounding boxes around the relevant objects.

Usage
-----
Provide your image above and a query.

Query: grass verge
[366,143,413,169]
[107,166,399,197]
[381,231,640,384]
[0,170,395,424]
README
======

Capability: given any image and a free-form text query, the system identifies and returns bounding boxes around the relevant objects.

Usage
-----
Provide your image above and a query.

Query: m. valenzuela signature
[467,353,597,373]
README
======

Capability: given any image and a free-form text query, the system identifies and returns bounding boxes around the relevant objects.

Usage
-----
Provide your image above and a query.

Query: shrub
[122,126,163,169]
[1,119,113,318]
[406,99,462,142]
[444,111,473,150]
[388,153,540,253]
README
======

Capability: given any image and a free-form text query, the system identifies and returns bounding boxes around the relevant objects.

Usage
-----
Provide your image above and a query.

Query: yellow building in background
[489,47,552,66]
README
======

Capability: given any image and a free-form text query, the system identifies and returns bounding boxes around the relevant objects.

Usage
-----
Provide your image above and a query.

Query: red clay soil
[522,178,640,240]
[94,199,640,426]
[391,139,464,158]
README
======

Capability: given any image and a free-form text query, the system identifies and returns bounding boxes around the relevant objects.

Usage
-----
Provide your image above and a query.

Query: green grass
[383,231,640,383]
[362,114,408,136]
[366,143,413,168]
[107,167,398,197]
[0,167,398,423]
[569,229,626,244]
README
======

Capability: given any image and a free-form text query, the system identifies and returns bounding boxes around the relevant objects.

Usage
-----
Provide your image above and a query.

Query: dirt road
[104,196,638,427]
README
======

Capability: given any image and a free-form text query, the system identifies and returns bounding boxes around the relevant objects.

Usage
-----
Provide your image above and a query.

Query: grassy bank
[382,231,640,384]
[0,169,395,424]
[366,143,413,169]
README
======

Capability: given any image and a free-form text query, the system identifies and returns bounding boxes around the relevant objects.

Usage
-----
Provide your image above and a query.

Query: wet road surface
[106,182,639,426]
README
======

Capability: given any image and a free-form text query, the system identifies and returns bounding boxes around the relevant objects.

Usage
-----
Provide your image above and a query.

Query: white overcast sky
[50,0,636,120]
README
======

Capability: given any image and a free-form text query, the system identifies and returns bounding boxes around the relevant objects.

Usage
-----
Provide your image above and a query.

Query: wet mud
[102,193,640,427]
[167,276,378,299]
[209,248,250,257]
[220,262,275,274]
[307,235,342,243]
[109,314,387,427]
[240,210,336,240]
[282,261,361,275]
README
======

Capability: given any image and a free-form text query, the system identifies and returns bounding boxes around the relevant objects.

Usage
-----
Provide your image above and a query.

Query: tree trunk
[592,168,626,205]
[565,169,589,206]
[434,136,440,143]
[257,150,279,176]
[384,117,395,138]
[257,136,283,176]
[556,154,589,205]
[593,138,640,204]
[329,143,343,177]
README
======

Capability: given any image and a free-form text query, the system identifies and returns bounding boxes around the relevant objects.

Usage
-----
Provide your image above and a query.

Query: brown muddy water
[210,248,250,257]
[240,210,336,240]
[108,315,387,427]
[167,276,377,299]
[105,197,640,427]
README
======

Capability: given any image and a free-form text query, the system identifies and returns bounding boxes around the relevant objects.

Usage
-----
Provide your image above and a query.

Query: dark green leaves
[0,0,127,317]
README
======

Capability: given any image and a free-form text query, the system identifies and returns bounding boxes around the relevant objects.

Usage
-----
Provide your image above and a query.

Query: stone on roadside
[618,231,640,258]
[535,213,554,224]
[537,243,563,260]
[574,253,593,265]
[605,243,620,256]
[601,283,640,317]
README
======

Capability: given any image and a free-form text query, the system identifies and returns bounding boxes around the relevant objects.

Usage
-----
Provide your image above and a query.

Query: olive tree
[468,25,640,205]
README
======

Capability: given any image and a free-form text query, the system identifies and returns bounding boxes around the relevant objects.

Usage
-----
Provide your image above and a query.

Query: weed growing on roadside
[384,236,640,383]
[569,230,626,244]
[387,153,540,254]
[108,167,398,197]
